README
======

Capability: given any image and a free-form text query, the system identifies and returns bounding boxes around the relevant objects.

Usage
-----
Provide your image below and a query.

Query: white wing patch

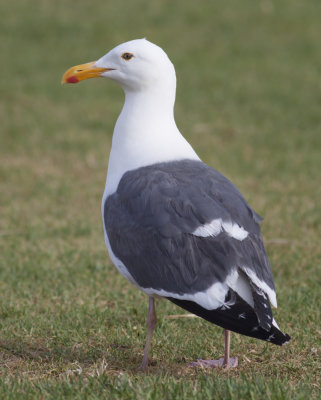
[226,269,254,307]
[144,281,229,310]
[192,218,222,237]
[222,221,248,241]
[193,218,248,241]
[242,266,278,308]
[144,269,254,311]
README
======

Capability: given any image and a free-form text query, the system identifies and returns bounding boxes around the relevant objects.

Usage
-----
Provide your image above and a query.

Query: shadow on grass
[0,339,140,371]
[0,338,199,378]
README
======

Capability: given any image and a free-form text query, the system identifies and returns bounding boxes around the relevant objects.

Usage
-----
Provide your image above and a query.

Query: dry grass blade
[165,314,199,319]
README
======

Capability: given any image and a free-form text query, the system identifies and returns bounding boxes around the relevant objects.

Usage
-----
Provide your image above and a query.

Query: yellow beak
[61,61,112,84]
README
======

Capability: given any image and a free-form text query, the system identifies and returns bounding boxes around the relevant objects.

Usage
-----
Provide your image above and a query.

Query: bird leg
[223,329,238,367]
[138,296,157,371]
[189,329,238,368]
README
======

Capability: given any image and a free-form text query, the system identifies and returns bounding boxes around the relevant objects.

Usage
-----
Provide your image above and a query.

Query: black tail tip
[271,332,291,346]
[281,334,291,346]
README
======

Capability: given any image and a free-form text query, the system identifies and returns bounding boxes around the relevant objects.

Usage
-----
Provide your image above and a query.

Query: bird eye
[121,52,134,61]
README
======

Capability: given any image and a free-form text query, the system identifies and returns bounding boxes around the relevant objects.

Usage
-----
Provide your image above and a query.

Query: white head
[62,39,176,94]
[97,39,176,92]
[62,39,199,196]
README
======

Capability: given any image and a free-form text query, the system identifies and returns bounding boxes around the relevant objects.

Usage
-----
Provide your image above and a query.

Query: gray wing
[104,160,275,298]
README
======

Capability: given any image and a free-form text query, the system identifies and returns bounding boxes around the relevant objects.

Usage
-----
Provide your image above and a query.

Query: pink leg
[190,329,238,369]
[138,297,157,371]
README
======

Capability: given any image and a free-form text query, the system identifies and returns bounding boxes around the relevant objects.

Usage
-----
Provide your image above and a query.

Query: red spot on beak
[66,76,79,83]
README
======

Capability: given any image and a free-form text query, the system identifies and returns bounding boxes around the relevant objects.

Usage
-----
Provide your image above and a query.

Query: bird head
[61,39,176,93]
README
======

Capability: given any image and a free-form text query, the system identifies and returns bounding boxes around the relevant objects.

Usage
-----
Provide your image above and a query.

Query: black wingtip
[269,330,290,346]
[167,295,291,346]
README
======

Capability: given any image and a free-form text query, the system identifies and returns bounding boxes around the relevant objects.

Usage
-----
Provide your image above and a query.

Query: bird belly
[103,229,141,288]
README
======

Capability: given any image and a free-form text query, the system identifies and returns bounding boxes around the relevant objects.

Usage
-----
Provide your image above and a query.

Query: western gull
[62,39,290,370]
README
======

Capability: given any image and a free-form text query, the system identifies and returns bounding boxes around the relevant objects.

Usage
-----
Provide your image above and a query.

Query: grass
[0,0,320,398]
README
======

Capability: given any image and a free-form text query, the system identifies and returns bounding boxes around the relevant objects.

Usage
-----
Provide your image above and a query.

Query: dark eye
[121,52,134,61]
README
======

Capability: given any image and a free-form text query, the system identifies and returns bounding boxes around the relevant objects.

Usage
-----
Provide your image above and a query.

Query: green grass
[1,0,320,398]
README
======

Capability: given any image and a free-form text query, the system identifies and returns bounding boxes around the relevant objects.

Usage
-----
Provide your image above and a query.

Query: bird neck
[104,86,199,196]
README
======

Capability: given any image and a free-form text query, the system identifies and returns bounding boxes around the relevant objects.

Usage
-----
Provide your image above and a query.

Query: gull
[62,39,290,370]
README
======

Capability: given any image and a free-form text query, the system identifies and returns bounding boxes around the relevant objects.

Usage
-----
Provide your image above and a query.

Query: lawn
[0,0,320,398]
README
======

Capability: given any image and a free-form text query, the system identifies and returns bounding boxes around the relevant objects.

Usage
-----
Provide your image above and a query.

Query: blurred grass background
[0,0,320,398]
